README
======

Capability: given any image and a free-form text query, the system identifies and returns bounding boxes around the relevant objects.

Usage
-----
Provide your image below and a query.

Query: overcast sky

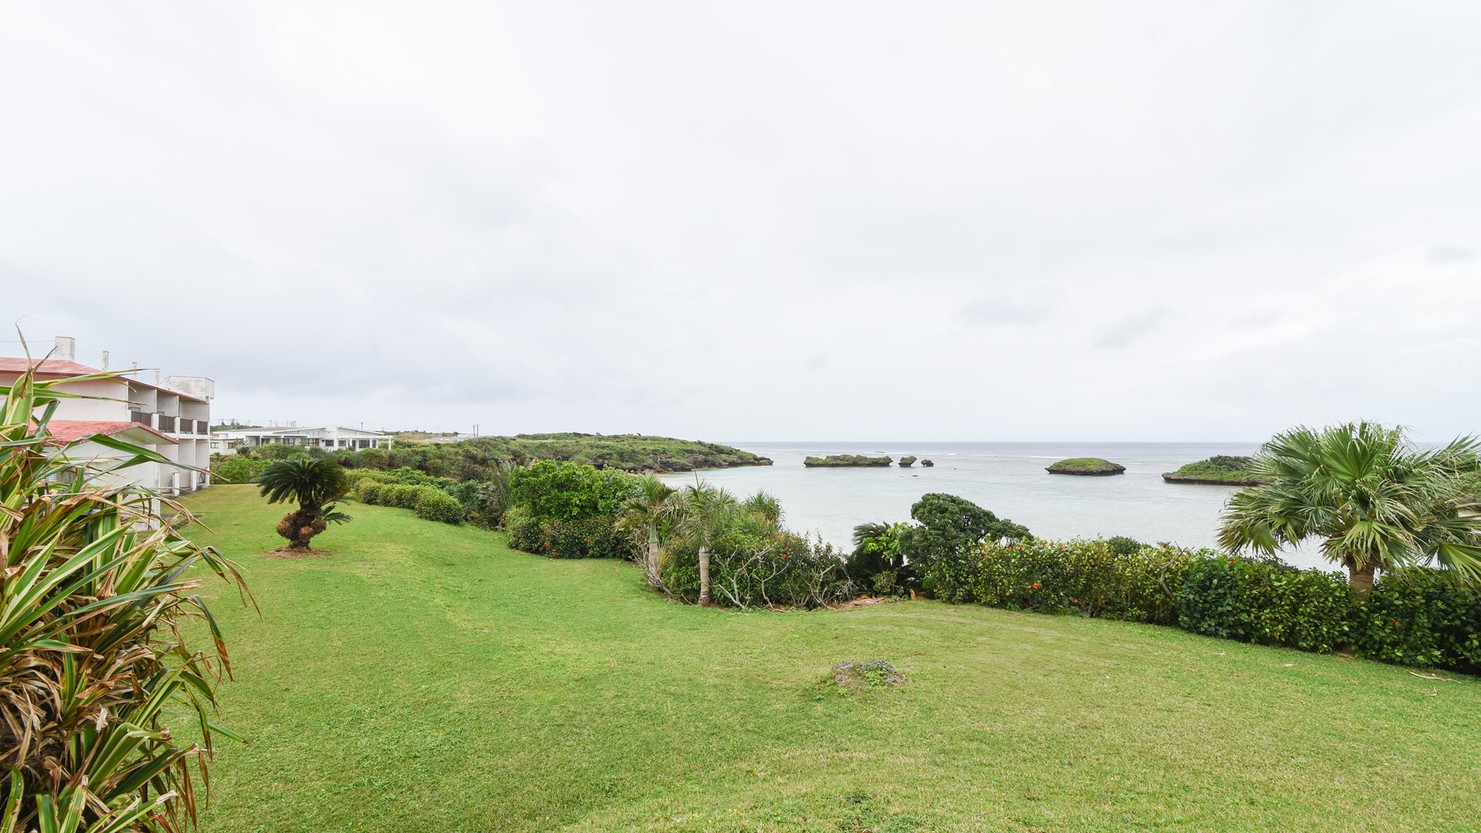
[3,2,1479,442]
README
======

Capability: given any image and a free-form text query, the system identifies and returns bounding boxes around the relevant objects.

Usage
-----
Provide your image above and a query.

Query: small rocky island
[921,459,934,467]
[804,454,893,468]
[1163,455,1269,486]
[1046,457,1126,476]
[898,455,917,467]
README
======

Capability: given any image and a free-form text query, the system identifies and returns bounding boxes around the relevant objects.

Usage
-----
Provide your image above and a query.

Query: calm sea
[659,441,1329,571]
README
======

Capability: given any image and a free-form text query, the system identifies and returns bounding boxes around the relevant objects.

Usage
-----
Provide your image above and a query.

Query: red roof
[44,420,178,445]
[0,357,105,376]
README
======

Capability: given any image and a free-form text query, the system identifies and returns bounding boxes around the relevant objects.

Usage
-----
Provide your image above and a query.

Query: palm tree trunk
[647,530,661,586]
[698,545,711,605]
[1348,562,1376,596]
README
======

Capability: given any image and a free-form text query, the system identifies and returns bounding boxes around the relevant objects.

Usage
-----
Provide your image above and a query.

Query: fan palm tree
[616,474,675,587]
[1217,421,1481,595]
[258,458,351,550]
[663,480,740,605]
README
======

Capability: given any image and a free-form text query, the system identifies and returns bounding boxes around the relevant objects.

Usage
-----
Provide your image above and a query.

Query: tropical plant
[258,458,351,550]
[1218,422,1481,595]
[848,522,916,596]
[904,493,1033,602]
[616,475,675,588]
[662,481,740,605]
[1,357,248,832]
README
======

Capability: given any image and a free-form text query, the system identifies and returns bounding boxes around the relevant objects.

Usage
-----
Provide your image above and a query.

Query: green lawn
[184,486,1481,832]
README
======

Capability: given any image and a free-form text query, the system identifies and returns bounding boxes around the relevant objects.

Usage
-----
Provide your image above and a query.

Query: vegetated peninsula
[437,433,771,473]
[804,454,893,468]
[1163,455,1270,486]
[1046,457,1126,476]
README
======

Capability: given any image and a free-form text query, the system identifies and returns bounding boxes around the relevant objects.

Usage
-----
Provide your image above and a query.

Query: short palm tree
[663,480,740,605]
[616,475,674,587]
[258,458,351,550]
[1218,421,1481,595]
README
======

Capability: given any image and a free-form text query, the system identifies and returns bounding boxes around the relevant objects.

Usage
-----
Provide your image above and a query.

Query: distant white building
[211,425,394,454]
[0,336,214,495]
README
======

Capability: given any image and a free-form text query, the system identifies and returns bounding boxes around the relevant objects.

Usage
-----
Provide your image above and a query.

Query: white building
[211,425,393,454]
[0,336,214,495]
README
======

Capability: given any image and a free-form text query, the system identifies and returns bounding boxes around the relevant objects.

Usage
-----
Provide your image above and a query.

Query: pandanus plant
[1,357,249,832]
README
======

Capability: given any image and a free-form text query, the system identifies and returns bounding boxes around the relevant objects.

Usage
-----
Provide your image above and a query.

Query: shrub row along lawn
[183,486,1481,833]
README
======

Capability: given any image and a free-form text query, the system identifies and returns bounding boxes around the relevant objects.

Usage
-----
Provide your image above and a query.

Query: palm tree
[1217,422,1481,595]
[616,474,674,587]
[258,458,351,550]
[663,480,740,605]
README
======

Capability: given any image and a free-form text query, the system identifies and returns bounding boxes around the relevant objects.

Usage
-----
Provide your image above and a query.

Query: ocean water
[659,441,1329,571]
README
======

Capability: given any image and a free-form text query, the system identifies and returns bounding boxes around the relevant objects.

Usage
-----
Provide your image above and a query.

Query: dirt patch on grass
[829,596,898,610]
[263,548,334,559]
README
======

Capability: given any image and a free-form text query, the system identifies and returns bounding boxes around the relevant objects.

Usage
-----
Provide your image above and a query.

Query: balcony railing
[156,415,176,433]
[130,410,149,425]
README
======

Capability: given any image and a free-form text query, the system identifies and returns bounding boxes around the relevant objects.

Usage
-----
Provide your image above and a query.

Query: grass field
[184,486,1481,832]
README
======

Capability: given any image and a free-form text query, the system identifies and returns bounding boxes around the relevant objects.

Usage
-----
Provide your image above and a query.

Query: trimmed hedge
[958,539,1480,673]
[1354,568,1481,673]
[414,489,465,524]
[968,539,1193,625]
[1176,556,1355,654]
[355,479,466,525]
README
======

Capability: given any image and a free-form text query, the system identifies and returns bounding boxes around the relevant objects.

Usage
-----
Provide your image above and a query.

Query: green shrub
[1105,535,1145,556]
[1353,568,1481,672]
[449,478,508,528]
[507,460,639,522]
[904,493,1032,603]
[662,529,852,608]
[1176,556,1354,653]
[355,479,385,504]
[211,454,268,484]
[414,488,465,524]
[378,484,422,509]
[847,522,916,597]
[966,539,1193,625]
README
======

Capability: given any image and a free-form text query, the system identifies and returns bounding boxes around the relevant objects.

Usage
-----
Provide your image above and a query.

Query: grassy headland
[184,486,1480,832]
[385,432,770,473]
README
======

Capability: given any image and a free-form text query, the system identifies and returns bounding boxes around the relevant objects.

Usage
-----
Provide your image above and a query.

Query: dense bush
[210,453,269,484]
[505,508,631,559]
[967,539,1195,624]
[663,527,852,608]
[501,460,639,558]
[847,522,916,597]
[1353,568,1481,672]
[1176,556,1355,653]
[414,488,466,524]
[448,478,509,528]
[904,493,1032,603]
[508,460,638,521]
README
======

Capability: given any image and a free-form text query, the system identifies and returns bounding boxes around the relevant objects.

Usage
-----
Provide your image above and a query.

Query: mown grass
[185,486,1480,832]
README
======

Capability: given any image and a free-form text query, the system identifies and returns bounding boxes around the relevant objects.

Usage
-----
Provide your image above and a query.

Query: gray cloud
[956,297,1054,329]
[1427,245,1479,264]
[1093,310,1168,350]
[4,2,1481,441]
